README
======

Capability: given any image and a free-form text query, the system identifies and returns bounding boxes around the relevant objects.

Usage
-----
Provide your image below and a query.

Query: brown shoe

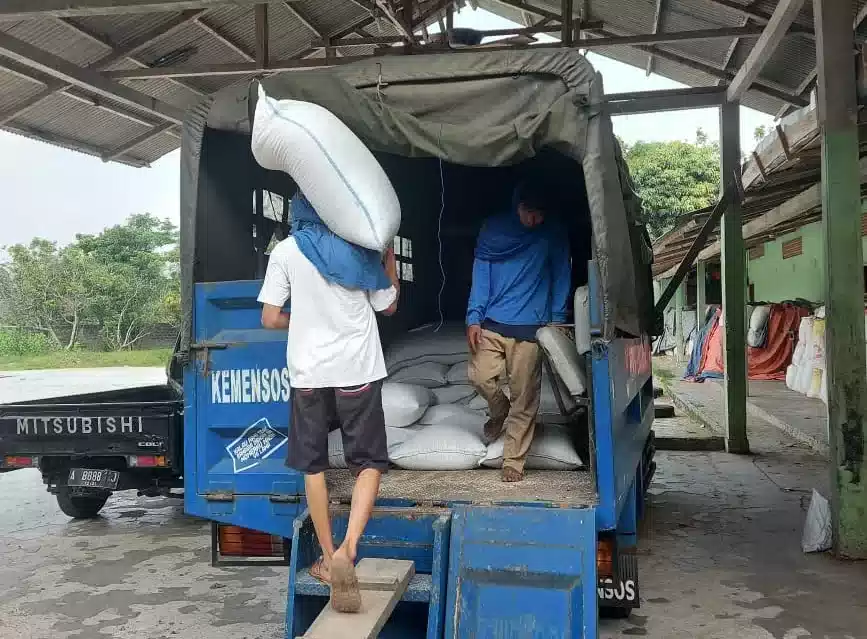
[482,418,505,445]
[502,467,524,483]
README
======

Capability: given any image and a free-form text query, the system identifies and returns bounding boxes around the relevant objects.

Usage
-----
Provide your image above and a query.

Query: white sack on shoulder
[251,85,400,251]
[381,383,432,427]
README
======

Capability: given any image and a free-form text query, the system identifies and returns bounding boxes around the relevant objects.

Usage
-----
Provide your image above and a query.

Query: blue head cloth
[474,184,543,262]
[291,192,392,291]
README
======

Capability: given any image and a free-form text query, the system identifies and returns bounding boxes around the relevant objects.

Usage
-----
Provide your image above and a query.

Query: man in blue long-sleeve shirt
[467,183,571,482]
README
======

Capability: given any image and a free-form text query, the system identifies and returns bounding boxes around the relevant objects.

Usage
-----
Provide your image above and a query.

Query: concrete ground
[1,373,866,637]
[656,356,829,456]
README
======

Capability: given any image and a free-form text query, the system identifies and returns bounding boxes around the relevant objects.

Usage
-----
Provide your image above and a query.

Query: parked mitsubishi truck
[0,363,184,518]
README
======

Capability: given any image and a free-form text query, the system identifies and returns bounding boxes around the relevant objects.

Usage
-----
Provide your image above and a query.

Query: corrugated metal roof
[0,0,861,166]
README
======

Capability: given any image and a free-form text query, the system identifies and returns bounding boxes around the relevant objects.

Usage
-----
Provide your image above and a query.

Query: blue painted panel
[445,506,597,638]
[185,280,304,535]
[588,262,654,533]
[286,508,451,639]
[190,280,300,496]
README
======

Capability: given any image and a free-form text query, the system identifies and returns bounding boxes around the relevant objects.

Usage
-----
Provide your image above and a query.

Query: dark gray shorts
[287,380,389,475]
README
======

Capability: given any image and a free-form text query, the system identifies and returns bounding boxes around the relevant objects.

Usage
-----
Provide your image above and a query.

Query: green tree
[76,214,179,350]
[0,214,179,351]
[0,240,101,349]
[623,132,721,239]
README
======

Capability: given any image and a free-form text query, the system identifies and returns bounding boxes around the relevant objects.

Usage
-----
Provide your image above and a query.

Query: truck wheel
[56,487,110,519]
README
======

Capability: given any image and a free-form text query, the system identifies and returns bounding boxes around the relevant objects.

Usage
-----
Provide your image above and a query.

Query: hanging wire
[435,157,446,331]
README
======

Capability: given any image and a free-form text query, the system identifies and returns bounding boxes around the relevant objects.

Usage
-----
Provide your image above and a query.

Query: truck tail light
[129,455,167,468]
[219,525,286,557]
[597,537,616,578]
[4,456,35,468]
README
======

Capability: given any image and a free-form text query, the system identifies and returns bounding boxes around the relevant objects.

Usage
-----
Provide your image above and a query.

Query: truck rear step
[300,558,415,639]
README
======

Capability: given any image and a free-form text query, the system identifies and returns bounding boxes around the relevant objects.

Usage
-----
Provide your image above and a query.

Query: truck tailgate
[0,385,183,469]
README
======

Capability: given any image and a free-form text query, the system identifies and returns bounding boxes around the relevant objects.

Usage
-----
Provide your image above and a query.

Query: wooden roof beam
[656,156,867,278]
[0,11,202,125]
[588,27,810,107]
[255,3,269,68]
[488,0,561,24]
[283,1,323,38]
[727,0,807,103]
[194,17,255,61]
[102,121,176,161]
[0,0,285,19]
[0,29,185,123]
[646,0,664,76]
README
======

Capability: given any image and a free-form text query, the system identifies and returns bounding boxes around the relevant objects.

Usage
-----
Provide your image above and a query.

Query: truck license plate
[68,468,119,490]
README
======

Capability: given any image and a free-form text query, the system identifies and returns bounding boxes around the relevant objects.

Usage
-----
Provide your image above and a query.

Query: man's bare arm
[380,248,400,317]
[262,304,290,329]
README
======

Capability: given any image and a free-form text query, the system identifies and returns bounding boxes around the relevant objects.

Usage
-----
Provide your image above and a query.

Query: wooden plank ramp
[299,558,415,639]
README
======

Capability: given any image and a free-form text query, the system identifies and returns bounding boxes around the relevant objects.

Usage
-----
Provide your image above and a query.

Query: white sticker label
[225,418,288,473]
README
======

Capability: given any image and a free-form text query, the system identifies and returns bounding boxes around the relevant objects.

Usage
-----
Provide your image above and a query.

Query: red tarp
[693,303,809,381]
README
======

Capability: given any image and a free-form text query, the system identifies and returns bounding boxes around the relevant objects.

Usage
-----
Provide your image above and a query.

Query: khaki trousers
[468,328,542,473]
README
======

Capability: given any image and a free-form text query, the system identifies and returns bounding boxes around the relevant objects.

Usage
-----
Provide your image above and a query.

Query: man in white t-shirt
[258,195,398,613]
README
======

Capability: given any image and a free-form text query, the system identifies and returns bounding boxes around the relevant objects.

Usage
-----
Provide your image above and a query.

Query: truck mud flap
[445,505,597,638]
[598,551,639,608]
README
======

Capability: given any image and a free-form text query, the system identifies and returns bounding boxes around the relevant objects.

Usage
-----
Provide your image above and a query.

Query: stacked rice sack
[327,323,584,471]
[786,307,830,403]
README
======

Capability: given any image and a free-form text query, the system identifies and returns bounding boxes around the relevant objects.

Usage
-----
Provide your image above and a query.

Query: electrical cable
[435,157,446,331]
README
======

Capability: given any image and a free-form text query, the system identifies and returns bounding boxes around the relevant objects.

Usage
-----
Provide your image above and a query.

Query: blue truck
[179,48,655,637]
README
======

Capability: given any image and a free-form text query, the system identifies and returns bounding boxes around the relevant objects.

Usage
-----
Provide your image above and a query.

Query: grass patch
[0,348,172,371]
[652,356,677,391]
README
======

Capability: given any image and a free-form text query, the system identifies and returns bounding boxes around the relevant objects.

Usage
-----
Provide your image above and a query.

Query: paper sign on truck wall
[226,418,288,473]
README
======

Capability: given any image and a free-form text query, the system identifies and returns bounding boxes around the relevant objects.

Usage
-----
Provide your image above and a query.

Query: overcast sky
[0,8,773,250]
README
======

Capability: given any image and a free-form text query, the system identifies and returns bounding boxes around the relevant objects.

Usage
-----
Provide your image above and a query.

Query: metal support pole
[720,100,750,454]
[561,0,574,46]
[814,0,867,559]
[674,281,685,362]
[696,260,707,332]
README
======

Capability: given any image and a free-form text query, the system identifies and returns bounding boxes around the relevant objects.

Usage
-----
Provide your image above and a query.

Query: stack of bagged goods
[786,308,828,403]
[358,322,585,472]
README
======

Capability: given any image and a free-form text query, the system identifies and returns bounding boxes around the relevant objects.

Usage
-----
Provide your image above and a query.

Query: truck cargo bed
[325,468,596,507]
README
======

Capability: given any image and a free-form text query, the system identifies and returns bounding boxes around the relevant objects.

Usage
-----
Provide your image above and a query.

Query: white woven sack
[573,285,591,354]
[747,305,771,348]
[381,383,432,427]
[431,385,477,406]
[446,361,470,385]
[389,362,449,388]
[385,323,469,372]
[785,364,798,391]
[417,404,487,439]
[329,427,413,468]
[794,318,815,395]
[251,85,400,251]
[389,424,487,470]
[328,429,348,469]
[537,326,586,396]
[481,425,583,470]
[465,394,489,411]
